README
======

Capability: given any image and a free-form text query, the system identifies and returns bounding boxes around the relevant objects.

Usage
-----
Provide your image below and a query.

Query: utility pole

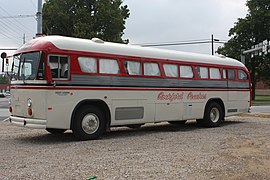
[36,0,42,36]
[211,34,214,55]
[211,34,220,55]
[23,33,26,44]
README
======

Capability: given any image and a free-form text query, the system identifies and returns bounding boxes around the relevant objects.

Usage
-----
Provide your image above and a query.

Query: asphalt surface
[0,97,10,121]
[0,97,269,121]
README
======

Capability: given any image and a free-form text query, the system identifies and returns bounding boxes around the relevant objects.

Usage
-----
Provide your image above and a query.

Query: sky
[0,0,248,71]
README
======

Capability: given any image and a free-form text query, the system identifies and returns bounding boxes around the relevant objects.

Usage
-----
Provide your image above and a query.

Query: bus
[9,36,251,140]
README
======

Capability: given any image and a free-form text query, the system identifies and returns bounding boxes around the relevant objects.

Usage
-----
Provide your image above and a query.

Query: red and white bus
[9,36,251,140]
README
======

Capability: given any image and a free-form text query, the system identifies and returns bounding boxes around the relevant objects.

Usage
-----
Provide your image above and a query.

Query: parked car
[0,92,6,98]
[5,91,10,96]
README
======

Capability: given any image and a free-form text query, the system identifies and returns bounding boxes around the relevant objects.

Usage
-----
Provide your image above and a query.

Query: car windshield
[12,52,40,80]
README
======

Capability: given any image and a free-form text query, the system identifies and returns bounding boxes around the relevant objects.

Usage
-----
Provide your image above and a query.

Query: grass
[252,95,270,106]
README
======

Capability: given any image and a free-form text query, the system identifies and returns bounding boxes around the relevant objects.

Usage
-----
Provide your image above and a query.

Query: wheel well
[71,100,111,130]
[205,98,225,119]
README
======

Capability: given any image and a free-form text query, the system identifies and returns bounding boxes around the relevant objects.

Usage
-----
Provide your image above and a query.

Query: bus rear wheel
[198,102,223,127]
[72,106,106,140]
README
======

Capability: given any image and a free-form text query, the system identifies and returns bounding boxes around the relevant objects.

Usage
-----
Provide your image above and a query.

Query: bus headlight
[27,98,32,107]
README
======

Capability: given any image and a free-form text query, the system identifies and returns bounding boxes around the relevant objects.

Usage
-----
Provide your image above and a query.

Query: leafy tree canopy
[217,0,270,90]
[0,75,9,84]
[42,0,130,43]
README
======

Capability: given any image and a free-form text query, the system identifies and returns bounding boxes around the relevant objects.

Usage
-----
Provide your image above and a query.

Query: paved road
[0,97,10,121]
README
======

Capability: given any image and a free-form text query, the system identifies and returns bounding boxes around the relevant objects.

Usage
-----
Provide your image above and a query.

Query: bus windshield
[12,52,40,80]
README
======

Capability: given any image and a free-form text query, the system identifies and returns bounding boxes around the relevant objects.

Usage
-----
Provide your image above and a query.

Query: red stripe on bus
[10,86,250,92]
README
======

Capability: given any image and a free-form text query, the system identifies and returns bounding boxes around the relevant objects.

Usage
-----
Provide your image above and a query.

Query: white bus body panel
[10,86,250,129]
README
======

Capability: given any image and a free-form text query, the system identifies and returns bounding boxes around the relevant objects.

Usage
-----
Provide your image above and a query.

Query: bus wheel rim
[81,113,100,134]
[210,107,219,123]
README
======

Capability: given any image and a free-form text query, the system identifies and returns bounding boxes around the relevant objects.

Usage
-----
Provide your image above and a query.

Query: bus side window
[196,66,208,79]
[78,57,97,73]
[37,52,45,80]
[49,55,69,79]
[228,69,236,80]
[60,57,69,78]
[163,64,178,77]
[209,67,221,79]
[124,60,142,75]
[180,65,193,78]
[99,59,120,74]
[144,62,160,76]
[222,69,227,79]
[49,56,59,78]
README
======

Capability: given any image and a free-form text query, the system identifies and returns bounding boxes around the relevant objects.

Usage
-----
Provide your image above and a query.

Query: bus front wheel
[72,106,106,140]
[198,102,223,127]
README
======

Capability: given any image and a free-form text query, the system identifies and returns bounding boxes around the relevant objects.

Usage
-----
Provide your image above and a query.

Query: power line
[134,39,226,47]
[0,15,36,19]
[0,6,35,45]
[0,6,34,33]
[0,19,26,37]
[29,0,37,9]
[0,20,28,46]
[133,38,211,46]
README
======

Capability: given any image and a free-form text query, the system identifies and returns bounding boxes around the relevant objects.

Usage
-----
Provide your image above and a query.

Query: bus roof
[18,35,245,68]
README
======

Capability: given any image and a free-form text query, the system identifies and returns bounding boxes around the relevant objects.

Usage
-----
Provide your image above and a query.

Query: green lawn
[252,95,270,106]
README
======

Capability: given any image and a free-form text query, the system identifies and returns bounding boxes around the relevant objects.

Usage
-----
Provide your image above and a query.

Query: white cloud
[123,0,248,54]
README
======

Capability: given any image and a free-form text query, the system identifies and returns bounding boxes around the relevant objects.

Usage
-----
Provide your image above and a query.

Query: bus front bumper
[10,116,47,129]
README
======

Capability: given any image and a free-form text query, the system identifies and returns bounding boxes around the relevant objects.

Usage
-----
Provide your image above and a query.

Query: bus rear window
[238,70,248,80]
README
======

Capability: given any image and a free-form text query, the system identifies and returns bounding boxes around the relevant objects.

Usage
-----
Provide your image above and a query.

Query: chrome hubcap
[81,113,99,134]
[210,107,220,123]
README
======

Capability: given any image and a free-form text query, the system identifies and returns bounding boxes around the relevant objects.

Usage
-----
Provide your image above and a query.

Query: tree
[42,0,130,43]
[217,0,270,99]
[0,75,9,84]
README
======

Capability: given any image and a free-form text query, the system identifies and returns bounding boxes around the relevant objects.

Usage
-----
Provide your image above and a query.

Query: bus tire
[201,102,223,127]
[46,128,66,134]
[72,106,106,140]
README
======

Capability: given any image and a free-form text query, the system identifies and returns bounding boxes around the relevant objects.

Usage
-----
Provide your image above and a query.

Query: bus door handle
[52,81,56,87]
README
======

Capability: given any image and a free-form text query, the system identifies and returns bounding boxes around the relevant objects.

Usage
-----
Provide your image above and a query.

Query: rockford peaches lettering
[157,92,184,102]
[187,92,207,100]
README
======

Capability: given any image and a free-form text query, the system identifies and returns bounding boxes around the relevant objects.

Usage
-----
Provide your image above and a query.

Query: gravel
[0,115,270,180]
